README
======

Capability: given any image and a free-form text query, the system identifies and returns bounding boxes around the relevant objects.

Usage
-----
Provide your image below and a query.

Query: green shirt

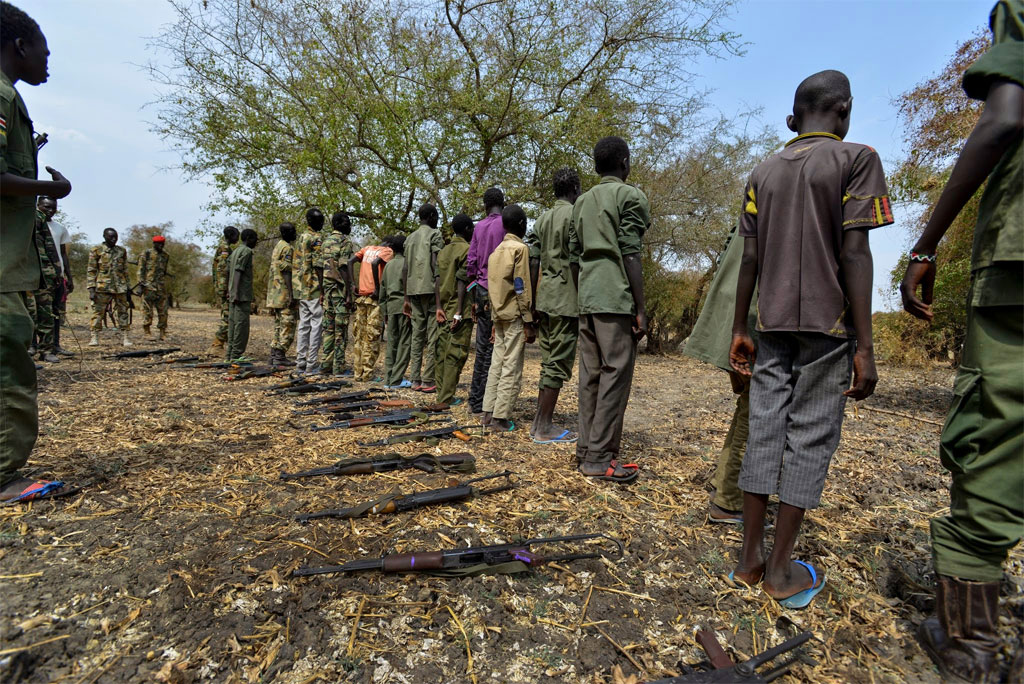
[682,225,758,372]
[568,176,649,315]
[404,224,444,296]
[437,236,471,318]
[963,0,1024,272]
[293,230,324,300]
[228,244,254,303]
[528,199,578,317]
[0,72,41,293]
[379,254,406,316]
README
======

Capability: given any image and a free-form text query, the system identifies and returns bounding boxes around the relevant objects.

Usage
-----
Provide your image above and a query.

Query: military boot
[158,329,166,341]
[88,333,100,346]
[918,575,1001,683]
[269,348,282,366]
[207,338,225,355]
[143,324,152,338]
[121,332,133,347]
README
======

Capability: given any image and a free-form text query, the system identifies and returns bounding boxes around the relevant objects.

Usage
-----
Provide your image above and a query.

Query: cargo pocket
[938,366,983,476]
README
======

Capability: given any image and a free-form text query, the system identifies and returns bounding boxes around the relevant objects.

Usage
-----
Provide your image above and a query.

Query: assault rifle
[296,470,513,523]
[309,410,448,432]
[293,389,379,406]
[267,380,352,396]
[146,355,200,366]
[280,452,476,480]
[358,424,476,447]
[293,399,413,416]
[180,361,254,369]
[646,631,813,683]
[293,532,623,577]
[226,366,282,381]
[102,347,181,360]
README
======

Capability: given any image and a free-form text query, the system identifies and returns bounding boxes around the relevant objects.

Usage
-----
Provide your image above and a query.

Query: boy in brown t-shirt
[729,70,894,609]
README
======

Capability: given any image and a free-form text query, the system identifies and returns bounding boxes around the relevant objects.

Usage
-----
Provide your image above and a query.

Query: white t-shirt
[46,219,70,275]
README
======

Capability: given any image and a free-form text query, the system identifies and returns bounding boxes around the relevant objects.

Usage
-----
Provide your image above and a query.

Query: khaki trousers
[482,318,525,421]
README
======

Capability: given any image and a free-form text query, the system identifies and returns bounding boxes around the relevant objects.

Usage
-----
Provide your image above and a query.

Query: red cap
[152,235,166,243]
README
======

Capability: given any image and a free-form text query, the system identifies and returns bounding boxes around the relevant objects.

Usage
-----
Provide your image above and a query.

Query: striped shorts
[739,331,854,509]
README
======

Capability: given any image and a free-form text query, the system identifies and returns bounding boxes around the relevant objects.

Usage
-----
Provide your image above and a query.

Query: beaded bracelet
[910,251,937,263]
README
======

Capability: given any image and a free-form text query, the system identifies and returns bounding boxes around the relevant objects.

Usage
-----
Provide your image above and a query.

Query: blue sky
[19,0,992,309]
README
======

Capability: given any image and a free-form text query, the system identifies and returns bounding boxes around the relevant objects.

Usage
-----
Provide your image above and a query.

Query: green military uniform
[31,211,61,355]
[87,242,130,332]
[683,225,759,512]
[293,229,325,371]
[266,238,298,353]
[931,8,1024,583]
[0,71,41,486]
[404,224,444,385]
[212,238,233,344]
[138,247,170,335]
[380,254,411,386]
[226,243,254,361]
[320,229,354,375]
[435,236,473,404]
[529,199,579,390]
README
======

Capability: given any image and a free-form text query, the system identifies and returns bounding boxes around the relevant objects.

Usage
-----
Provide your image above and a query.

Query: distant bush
[873,311,956,367]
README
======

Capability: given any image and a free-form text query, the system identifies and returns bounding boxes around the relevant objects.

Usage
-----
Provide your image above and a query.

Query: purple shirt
[466,213,505,289]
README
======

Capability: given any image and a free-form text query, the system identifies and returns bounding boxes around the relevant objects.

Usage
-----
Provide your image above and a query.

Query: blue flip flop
[533,429,578,445]
[775,560,826,609]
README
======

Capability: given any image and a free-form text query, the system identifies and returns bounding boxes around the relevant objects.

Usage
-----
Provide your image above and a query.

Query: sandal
[1,479,80,504]
[578,459,638,484]
[533,429,578,445]
[773,560,826,610]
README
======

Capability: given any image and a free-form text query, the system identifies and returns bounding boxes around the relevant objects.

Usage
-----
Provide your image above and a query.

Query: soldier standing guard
[209,225,239,354]
[266,222,298,366]
[138,235,170,340]
[87,227,131,347]
[321,210,355,376]
[31,206,61,362]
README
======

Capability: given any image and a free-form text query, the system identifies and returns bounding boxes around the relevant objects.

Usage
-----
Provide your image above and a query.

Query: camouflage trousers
[352,296,383,381]
[321,287,350,375]
[142,288,169,331]
[215,295,229,343]
[90,291,130,332]
[271,301,298,351]
[31,286,55,353]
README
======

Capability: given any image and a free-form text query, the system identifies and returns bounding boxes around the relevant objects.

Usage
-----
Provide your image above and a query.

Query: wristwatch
[453,313,463,322]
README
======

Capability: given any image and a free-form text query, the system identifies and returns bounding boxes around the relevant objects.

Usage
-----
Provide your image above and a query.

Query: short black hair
[306,207,324,227]
[240,228,258,242]
[331,210,350,230]
[594,136,630,175]
[1,2,41,48]
[501,204,527,236]
[418,203,438,227]
[452,213,473,239]
[389,234,406,254]
[224,226,239,239]
[483,187,505,211]
[793,70,851,117]
[279,221,296,236]
[552,167,580,198]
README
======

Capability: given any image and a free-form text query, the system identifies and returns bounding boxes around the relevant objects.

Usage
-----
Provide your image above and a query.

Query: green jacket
[528,199,578,317]
[138,249,170,293]
[0,72,41,293]
[438,236,471,318]
[379,254,406,316]
[87,243,130,294]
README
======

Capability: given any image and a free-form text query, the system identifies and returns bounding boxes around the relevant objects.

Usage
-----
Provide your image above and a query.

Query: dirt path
[0,308,1020,683]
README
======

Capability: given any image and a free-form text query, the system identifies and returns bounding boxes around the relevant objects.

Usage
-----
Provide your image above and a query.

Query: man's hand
[471,301,478,323]
[435,308,447,325]
[524,322,536,344]
[403,298,411,318]
[900,260,936,322]
[729,334,756,376]
[371,288,379,301]
[728,370,747,395]
[88,287,96,302]
[844,348,878,400]
[450,313,463,331]
[66,277,74,294]
[489,327,495,344]
[632,312,648,342]
[45,166,72,199]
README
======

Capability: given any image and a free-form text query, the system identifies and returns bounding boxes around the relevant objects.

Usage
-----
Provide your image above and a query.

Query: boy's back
[741,134,892,337]
[379,254,405,316]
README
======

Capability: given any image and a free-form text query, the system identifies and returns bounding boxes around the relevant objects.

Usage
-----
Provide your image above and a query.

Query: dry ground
[0,304,1021,683]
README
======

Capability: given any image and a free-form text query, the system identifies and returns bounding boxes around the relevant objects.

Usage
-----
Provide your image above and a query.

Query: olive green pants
[384,313,411,386]
[932,267,1023,583]
[408,294,438,385]
[436,318,473,404]
[538,313,578,390]
[226,301,251,362]
[711,384,749,512]
[0,292,38,485]
[215,295,230,343]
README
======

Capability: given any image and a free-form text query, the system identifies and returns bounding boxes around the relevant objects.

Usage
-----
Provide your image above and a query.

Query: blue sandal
[774,560,826,609]
[533,429,578,445]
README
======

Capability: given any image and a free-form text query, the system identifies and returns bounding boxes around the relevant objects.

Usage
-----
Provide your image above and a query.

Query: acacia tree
[150,0,741,237]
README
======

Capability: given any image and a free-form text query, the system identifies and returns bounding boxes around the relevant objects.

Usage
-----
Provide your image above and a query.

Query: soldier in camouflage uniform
[294,208,326,374]
[320,211,355,376]
[87,228,132,347]
[138,235,171,340]
[209,226,239,353]
[31,209,62,362]
[266,222,298,366]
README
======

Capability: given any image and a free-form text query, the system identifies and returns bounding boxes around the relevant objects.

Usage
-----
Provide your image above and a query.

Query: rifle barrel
[293,558,383,576]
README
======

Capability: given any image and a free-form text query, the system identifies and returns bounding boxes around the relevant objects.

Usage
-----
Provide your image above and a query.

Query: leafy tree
[884,32,988,363]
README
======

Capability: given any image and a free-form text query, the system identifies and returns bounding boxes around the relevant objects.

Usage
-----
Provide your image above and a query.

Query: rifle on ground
[294,533,622,577]
[225,366,283,381]
[293,389,380,406]
[296,470,513,523]
[357,424,476,447]
[102,347,181,360]
[146,355,200,367]
[646,631,813,683]
[267,380,352,396]
[309,410,448,432]
[292,399,413,416]
[180,361,254,369]
[280,452,476,480]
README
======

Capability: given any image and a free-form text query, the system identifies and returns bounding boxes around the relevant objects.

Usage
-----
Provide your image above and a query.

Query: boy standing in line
[402,203,444,392]
[320,210,354,376]
[226,228,258,362]
[266,222,297,366]
[569,136,649,483]
[528,168,581,444]
[348,236,393,381]
[380,235,411,388]
[465,188,506,412]
[434,213,474,406]
[481,205,535,431]
[729,70,892,608]
[209,226,239,353]
[294,207,325,375]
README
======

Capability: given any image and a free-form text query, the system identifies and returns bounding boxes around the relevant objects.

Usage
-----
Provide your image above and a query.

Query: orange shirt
[354,245,393,296]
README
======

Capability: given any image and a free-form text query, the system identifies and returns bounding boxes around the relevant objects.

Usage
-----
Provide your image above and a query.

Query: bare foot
[764,560,820,599]
[533,424,575,442]
[490,418,514,431]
